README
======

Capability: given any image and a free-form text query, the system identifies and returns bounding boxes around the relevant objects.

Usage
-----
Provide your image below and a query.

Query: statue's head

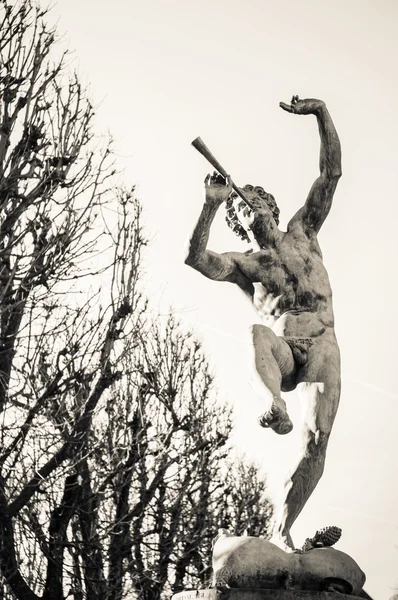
[225,184,280,244]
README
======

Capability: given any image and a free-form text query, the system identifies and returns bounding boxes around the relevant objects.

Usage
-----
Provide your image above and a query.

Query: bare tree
[0,1,145,598]
[101,317,232,600]
[0,3,272,600]
[172,456,272,595]
[65,316,271,600]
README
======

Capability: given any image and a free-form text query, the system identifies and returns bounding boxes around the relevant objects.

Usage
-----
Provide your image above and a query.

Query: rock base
[172,591,363,600]
[212,535,365,596]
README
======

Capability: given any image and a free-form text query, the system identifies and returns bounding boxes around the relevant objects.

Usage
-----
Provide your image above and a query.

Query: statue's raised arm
[281,96,342,235]
[185,173,255,296]
[185,173,233,278]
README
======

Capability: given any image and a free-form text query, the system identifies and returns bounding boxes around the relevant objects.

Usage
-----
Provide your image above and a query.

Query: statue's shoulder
[284,220,323,259]
[286,216,310,238]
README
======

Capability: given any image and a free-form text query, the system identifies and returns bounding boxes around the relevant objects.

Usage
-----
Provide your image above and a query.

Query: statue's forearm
[316,106,342,180]
[185,202,220,268]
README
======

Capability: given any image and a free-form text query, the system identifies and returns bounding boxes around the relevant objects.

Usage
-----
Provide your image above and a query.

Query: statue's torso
[234,226,334,336]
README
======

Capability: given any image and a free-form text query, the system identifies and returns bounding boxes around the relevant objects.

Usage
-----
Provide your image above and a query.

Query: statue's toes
[274,418,293,435]
[258,407,293,435]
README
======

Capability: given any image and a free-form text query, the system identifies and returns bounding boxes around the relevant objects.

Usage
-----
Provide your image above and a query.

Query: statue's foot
[258,405,293,435]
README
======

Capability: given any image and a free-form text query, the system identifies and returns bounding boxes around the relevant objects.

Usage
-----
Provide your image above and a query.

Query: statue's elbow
[184,253,193,267]
[185,251,205,275]
[184,251,197,269]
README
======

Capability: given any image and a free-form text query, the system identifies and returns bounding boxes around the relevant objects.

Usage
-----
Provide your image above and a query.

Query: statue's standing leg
[272,333,341,547]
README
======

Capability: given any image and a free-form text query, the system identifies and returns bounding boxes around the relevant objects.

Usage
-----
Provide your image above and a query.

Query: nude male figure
[185,96,342,546]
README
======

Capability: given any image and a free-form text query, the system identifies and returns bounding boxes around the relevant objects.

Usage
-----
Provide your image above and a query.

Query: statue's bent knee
[251,323,274,345]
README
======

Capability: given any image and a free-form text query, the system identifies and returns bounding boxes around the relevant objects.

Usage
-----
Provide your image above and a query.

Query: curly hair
[225,195,251,242]
[225,185,280,241]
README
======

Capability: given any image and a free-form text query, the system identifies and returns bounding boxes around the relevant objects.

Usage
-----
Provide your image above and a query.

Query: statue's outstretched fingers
[279,101,294,113]
[292,94,300,104]
[204,173,211,185]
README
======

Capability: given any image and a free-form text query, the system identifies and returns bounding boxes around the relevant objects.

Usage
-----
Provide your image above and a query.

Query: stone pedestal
[172,591,362,600]
[214,591,362,599]
[171,534,367,600]
[212,535,365,596]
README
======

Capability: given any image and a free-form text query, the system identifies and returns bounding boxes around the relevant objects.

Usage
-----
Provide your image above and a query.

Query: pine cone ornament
[298,525,342,552]
[316,525,342,547]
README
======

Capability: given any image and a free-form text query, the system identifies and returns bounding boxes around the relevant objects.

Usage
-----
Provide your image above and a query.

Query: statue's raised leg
[250,324,297,435]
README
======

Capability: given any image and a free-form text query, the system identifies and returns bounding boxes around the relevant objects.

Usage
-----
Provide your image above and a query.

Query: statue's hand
[204,172,233,206]
[280,95,325,115]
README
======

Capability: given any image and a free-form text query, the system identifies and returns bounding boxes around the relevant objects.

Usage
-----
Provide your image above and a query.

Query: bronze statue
[185,96,342,547]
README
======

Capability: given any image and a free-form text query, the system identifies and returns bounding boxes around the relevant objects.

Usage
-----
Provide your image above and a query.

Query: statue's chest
[239,245,313,318]
[241,249,305,295]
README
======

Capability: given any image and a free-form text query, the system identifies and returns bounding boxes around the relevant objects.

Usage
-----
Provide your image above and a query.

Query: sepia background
[53,0,398,597]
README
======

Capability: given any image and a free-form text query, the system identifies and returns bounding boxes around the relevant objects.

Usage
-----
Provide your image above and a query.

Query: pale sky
[53,1,398,597]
